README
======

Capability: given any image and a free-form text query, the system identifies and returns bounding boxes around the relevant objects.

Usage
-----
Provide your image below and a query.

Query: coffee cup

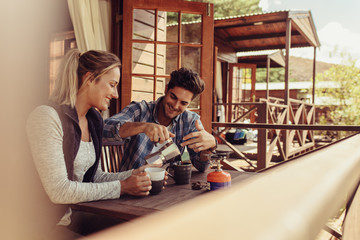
[145,168,165,194]
[169,162,192,185]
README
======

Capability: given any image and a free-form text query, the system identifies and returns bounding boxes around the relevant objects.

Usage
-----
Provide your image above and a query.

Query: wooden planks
[70,169,255,221]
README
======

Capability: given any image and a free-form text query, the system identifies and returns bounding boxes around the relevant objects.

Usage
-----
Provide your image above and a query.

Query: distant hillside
[289,56,336,82]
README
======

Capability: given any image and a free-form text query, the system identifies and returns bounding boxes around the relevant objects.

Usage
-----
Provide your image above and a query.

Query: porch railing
[213,97,360,170]
[89,134,360,240]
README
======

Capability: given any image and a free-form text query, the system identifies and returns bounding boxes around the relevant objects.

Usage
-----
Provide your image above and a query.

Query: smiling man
[103,68,217,172]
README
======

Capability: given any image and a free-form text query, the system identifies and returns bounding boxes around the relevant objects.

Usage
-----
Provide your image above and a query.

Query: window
[49,31,77,95]
[118,0,214,130]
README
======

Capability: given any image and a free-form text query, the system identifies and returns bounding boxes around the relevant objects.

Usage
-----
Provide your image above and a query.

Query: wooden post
[228,64,234,122]
[266,57,270,99]
[213,46,218,123]
[257,101,268,170]
[312,47,316,104]
[200,3,214,132]
[283,17,291,161]
[250,64,256,123]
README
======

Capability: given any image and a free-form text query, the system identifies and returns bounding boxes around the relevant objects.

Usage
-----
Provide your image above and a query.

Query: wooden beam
[227,31,300,42]
[212,122,360,132]
[233,43,311,52]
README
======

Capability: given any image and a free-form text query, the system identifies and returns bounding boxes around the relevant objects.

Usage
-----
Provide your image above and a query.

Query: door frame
[119,0,214,131]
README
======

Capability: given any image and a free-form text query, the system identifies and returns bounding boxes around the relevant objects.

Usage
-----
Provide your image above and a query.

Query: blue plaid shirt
[103,97,210,172]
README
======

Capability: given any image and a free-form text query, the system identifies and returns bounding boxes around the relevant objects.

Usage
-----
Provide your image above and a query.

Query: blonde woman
[26,49,158,238]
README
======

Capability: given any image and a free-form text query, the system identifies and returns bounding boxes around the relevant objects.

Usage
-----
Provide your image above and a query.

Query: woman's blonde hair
[49,49,121,107]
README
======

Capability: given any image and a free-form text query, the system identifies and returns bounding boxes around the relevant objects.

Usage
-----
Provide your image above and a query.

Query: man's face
[162,86,194,120]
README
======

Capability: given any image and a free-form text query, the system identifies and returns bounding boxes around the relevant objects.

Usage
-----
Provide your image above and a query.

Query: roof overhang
[237,50,285,68]
[214,10,320,53]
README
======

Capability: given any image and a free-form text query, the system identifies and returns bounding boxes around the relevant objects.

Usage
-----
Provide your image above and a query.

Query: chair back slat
[101,141,124,173]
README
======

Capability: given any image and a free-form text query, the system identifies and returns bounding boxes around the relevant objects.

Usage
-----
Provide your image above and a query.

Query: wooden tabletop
[70,168,256,221]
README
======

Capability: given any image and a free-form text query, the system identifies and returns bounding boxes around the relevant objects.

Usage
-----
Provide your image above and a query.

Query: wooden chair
[101,141,124,173]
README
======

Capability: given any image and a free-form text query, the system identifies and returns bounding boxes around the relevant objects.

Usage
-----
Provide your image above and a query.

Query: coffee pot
[145,139,181,165]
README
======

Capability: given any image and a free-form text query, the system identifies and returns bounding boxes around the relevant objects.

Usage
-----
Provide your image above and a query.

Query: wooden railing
[213,97,319,170]
[86,134,360,240]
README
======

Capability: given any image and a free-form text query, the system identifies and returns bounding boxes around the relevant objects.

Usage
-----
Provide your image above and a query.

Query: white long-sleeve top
[26,105,132,205]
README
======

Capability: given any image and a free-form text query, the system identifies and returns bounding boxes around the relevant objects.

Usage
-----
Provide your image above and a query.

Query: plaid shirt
[103,97,210,172]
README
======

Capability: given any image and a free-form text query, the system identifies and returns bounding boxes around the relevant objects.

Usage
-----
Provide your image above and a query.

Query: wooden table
[70,168,256,221]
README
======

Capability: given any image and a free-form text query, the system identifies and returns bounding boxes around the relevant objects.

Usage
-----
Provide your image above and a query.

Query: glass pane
[156,77,166,98]
[159,11,178,42]
[132,76,154,102]
[156,44,166,75]
[243,68,252,101]
[181,13,201,43]
[157,11,167,42]
[49,32,76,96]
[235,68,252,102]
[133,9,155,41]
[232,67,241,103]
[157,44,178,75]
[181,46,201,74]
[189,94,200,109]
[132,43,154,74]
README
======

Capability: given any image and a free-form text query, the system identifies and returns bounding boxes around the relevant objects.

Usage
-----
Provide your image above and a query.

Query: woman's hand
[132,164,168,189]
[120,172,151,196]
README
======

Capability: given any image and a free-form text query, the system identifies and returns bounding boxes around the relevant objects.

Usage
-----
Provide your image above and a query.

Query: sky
[258,0,360,67]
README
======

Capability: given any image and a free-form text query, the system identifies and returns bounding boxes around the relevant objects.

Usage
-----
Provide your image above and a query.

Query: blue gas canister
[207,154,231,191]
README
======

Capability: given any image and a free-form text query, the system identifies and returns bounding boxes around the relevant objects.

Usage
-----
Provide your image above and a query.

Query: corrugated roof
[214,10,297,21]
[237,50,285,67]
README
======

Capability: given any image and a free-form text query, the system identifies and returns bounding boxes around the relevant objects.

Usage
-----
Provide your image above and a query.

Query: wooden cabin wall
[214,36,237,123]
[132,9,167,102]
[214,35,237,63]
[249,89,298,100]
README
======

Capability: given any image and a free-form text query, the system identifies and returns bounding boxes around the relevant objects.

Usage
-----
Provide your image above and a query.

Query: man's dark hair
[167,67,205,100]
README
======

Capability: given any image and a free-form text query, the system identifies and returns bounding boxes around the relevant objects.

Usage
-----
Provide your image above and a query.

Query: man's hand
[118,122,174,144]
[120,172,151,196]
[143,123,175,144]
[180,120,216,153]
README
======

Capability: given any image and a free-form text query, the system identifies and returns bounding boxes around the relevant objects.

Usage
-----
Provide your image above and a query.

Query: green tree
[170,0,262,23]
[256,68,285,83]
[315,60,360,126]
[206,0,262,18]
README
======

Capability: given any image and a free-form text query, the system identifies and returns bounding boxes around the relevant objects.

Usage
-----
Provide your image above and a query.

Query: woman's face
[87,67,120,111]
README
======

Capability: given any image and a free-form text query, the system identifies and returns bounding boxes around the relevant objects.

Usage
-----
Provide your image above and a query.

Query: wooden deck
[216,142,280,171]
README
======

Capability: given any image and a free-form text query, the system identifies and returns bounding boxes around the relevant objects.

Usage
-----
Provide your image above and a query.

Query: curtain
[67,0,112,119]
[67,0,111,52]
[98,0,111,51]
